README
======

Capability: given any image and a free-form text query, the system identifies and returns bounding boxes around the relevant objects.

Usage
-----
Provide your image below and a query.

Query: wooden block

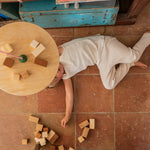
[50,133,59,144]
[58,145,64,150]
[47,130,55,141]
[22,139,28,145]
[50,145,56,150]
[20,70,30,79]
[78,136,85,143]
[81,127,89,138]
[79,120,89,129]
[30,40,39,48]
[43,127,49,132]
[35,132,42,138]
[29,115,39,123]
[3,57,14,68]
[36,124,43,131]
[32,43,45,57]
[1,43,13,53]
[13,73,21,80]
[34,143,41,150]
[69,147,75,150]
[34,57,48,67]
[34,137,40,144]
[42,131,48,138]
[39,138,46,146]
[89,119,95,129]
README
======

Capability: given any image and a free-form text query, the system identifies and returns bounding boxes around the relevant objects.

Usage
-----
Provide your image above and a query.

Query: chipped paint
[20,0,119,28]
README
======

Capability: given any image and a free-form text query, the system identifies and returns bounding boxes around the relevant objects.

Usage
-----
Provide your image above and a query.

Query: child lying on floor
[49,32,150,128]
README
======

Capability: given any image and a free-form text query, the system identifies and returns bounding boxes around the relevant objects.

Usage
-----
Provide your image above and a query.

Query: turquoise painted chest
[19,0,119,28]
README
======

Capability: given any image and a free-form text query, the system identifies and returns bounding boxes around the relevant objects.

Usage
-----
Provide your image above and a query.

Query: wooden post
[127,0,150,18]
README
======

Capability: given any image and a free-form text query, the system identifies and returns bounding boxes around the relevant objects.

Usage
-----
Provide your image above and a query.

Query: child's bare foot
[134,61,148,69]
[144,31,150,33]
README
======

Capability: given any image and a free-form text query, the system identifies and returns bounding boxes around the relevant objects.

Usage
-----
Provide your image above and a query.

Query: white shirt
[60,35,104,79]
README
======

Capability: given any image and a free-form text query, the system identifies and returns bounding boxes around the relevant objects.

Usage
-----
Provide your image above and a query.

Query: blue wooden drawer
[0,2,20,19]
[19,0,119,28]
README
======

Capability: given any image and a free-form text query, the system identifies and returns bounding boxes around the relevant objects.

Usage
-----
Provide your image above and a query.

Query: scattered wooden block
[29,115,39,123]
[47,130,59,144]
[34,57,48,67]
[58,145,65,150]
[39,138,46,146]
[34,137,40,144]
[20,70,30,79]
[69,147,75,150]
[78,136,85,143]
[13,73,21,80]
[79,120,89,129]
[3,57,14,68]
[22,139,28,145]
[50,145,56,150]
[1,43,13,53]
[30,40,39,48]
[81,127,89,138]
[35,132,42,138]
[36,124,43,131]
[43,127,49,132]
[89,119,95,129]
[50,134,59,144]
[47,130,55,141]
[34,143,41,150]
[42,131,48,138]
[32,43,45,57]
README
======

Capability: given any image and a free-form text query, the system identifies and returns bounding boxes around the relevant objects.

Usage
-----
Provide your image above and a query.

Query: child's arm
[61,78,74,128]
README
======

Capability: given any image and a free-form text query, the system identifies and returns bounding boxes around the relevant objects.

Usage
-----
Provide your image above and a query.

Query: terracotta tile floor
[0,3,150,150]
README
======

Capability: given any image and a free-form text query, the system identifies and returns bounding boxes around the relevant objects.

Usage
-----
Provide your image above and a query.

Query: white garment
[60,33,150,89]
[60,34,104,79]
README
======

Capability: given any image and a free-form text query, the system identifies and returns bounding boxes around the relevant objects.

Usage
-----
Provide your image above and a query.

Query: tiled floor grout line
[74,77,78,150]
[73,26,77,148]
[112,89,114,113]
[114,112,116,150]
[77,73,150,76]
[103,26,107,35]
[113,89,116,150]
[1,112,150,115]
[128,73,150,75]
[35,93,38,114]
[75,112,150,114]
[73,27,75,39]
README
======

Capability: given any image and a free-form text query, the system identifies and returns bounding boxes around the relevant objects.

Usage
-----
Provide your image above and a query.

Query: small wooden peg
[22,139,28,145]
[79,120,89,129]
[81,127,89,138]
[29,115,39,123]
[89,119,95,129]
[78,136,85,143]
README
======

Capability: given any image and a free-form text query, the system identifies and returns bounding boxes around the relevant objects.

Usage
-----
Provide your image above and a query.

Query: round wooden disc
[0,22,59,96]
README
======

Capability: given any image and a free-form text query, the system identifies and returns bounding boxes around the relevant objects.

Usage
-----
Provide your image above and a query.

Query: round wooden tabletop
[0,22,59,96]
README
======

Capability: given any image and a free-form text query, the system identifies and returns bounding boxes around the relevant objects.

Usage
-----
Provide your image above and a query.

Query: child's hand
[61,115,70,128]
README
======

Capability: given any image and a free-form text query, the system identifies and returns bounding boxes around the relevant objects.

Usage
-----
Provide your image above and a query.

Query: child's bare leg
[133,32,150,61]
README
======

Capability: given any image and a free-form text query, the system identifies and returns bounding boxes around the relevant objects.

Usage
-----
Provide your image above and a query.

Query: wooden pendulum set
[0,40,48,81]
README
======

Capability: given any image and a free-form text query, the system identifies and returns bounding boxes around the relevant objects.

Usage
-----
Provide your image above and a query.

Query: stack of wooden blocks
[78,119,95,143]
[1,43,15,68]
[30,40,48,67]
[0,39,48,81]
[28,115,59,147]
[26,115,75,150]
[1,43,30,80]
